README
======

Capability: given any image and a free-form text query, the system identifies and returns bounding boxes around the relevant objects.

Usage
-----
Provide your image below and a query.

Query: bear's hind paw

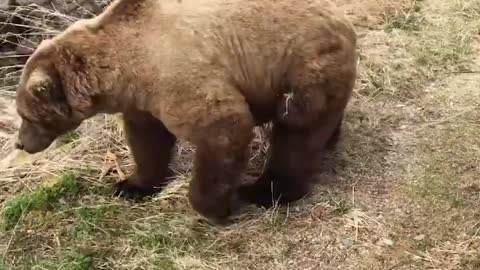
[237,184,279,209]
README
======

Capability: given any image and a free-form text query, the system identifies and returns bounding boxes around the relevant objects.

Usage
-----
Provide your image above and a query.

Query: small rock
[382,238,394,246]
[412,255,423,261]
[341,238,353,248]
[413,234,425,241]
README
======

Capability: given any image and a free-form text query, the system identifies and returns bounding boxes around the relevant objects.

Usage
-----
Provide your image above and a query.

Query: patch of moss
[68,206,110,239]
[2,173,82,230]
[31,252,94,270]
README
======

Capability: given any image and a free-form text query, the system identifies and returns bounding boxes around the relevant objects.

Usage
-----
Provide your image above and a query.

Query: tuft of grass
[454,0,480,20]
[462,253,480,270]
[58,131,82,145]
[385,0,426,32]
[0,258,6,270]
[359,0,480,102]
[2,173,82,230]
[69,206,110,239]
[133,214,222,257]
[411,1,480,70]
[414,27,476,69]
[357,57,394,98]
[329,197,352,216]
[31,252,94,270]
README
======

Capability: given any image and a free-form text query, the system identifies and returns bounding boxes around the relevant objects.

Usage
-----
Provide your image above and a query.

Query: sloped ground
[1,0,479,269]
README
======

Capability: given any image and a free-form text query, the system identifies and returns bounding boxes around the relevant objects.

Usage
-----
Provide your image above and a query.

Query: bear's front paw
[188,187,235,225]
[113,179,162,201]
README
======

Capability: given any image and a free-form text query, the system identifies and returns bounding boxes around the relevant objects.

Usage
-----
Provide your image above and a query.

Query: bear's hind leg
[238,112,343,208]
[325,112,344,149]
[114,111,176,200]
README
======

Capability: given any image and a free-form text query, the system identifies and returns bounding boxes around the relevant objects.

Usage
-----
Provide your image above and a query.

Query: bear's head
[15,40,86,154]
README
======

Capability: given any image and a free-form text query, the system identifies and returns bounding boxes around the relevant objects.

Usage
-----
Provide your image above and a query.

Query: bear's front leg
[188,114,254,224]
[114,111,176,200]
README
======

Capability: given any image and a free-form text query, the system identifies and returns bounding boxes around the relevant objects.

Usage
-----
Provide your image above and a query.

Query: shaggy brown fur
[14,0,357,223]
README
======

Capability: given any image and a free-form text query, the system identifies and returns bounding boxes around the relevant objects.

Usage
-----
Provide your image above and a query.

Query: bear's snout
[15,118,59,154]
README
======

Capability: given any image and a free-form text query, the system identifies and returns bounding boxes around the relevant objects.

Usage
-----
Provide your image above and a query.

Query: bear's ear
[27,68,65,103]
[26,68,71,117]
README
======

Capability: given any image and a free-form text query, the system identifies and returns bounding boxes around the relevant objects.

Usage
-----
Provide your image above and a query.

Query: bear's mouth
[17,136,55,154]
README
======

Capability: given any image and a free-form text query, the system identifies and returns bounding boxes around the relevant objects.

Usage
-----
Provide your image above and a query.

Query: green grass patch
[2,173,82,230]
[67,206,111,239]
[57,131,81,146]
[406,121,480,208]
[77,207,107,227]
[328,197,352,216]
[89,184,114,196]
[31,252,94,270]
[134,215,221,256]
[0,258,6,270]
[408,165,464,207]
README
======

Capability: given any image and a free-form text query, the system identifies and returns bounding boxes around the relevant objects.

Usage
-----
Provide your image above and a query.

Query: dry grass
[1,0,480,269]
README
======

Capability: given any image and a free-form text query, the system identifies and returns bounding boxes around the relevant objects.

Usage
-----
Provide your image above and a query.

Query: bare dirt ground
[1,0,479,269]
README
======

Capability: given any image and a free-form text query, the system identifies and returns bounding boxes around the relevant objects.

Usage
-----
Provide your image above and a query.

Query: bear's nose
[15,141,24,150]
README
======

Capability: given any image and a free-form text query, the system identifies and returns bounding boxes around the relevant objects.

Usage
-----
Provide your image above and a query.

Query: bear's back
[157,0,349,53]
[133,0,354,91]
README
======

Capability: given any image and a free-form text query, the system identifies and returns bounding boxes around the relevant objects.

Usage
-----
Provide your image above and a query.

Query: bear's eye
[20,114,42,127]
[19,111,49,126]
[22,118,37,126]
[19,113,33,123]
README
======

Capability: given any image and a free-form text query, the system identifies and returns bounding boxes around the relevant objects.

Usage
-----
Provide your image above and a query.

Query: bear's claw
[113,180,161,201]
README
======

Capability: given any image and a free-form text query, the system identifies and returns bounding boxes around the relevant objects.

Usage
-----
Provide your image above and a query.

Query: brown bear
[14,0,357,223]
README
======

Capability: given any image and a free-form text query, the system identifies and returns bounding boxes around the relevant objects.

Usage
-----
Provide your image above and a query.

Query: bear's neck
[73,65,162,118]
[52,9,169,118]
[92,84,162,116]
